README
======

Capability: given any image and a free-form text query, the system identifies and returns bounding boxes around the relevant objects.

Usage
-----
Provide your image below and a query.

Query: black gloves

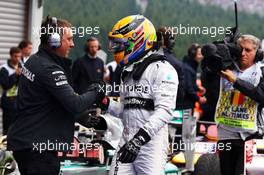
[118,128,151,163]
[86,80,106,104]
[86,81,110,112]
[76,109,106,129]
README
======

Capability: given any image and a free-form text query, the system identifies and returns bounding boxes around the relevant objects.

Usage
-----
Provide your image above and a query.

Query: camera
[201,27,242,73]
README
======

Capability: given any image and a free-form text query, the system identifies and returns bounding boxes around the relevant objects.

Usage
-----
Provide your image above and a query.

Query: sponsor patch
[52,71,64,75]
[54,75,67,81]
[56,81,68,86]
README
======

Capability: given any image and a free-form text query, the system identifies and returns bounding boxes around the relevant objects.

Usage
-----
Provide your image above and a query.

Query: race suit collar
[124,50,155,72]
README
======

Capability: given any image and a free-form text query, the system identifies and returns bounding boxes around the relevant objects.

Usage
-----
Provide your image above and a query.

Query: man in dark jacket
[181,43,207,173]
[7,16,105,175]
[0,47,21,135]
[157,27,185,109]
[72,37,104,94]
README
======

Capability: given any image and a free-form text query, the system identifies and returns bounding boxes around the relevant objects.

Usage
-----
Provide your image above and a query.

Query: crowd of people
[0,40,32,135]
[0,14,262,175]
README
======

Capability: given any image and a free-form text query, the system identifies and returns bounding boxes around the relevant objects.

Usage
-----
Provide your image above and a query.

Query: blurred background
[43,0,264,62]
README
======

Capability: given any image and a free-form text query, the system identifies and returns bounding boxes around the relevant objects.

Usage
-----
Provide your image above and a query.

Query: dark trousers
[13,150,60,175]
[218,139,245,175]
[2,97,17,135]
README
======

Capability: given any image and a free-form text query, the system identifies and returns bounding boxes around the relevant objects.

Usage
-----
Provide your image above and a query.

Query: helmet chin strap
[122,49,151,67]
[122,53,131,65]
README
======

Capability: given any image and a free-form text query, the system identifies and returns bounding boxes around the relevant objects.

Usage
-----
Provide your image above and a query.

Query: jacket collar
[87,53,97,59]
[7,59,18,69]
[39,47,72,68]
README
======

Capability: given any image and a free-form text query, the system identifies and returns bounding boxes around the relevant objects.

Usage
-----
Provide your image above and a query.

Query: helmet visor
[108,37,129,53]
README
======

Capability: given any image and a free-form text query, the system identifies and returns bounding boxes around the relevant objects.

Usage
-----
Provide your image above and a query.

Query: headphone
[41,16,61,48]
[166,31,176,50]
[188,43,201,58]
[255,49,264,62]
[156,29,175,50]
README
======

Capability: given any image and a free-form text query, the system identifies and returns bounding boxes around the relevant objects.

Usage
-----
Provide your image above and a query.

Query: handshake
[76,81,110,129]
[87,81,110,112]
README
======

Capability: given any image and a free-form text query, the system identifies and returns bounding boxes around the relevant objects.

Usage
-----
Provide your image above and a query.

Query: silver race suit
[108,54,178,175]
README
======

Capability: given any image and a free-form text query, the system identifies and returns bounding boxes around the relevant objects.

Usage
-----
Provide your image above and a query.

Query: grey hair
[238,34,261,50]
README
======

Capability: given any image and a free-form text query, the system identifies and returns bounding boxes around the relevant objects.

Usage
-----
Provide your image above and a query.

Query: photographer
[7,17,105,175]
[215,34,264,175]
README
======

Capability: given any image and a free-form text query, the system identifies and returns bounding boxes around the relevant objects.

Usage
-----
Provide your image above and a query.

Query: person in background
[18,40,32,64]
[0,47,21,135]
[182,43,207,111]
[180,43,207,173]
[72,37,104,94]
[97,45,108,64]
[157,26,185,110]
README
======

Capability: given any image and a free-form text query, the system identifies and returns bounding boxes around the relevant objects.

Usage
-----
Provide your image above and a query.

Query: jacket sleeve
[142,62,178,138]
[0,68,19,90]
[176,65,185,101]
[183,67,199,101]
[233,78,264,105]
[41,64,98,115]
